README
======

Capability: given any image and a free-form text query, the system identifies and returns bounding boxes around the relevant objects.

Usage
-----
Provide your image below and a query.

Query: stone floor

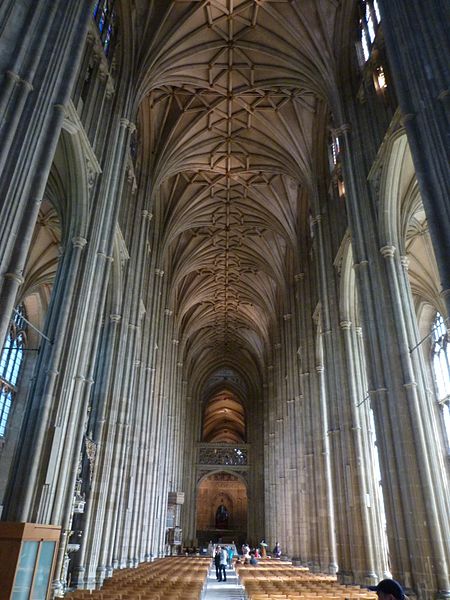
[202,563,246,599]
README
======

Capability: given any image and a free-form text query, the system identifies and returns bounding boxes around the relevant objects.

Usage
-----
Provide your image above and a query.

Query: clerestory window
[329,133,340,170]
[359,0,382,62]
[0,306,27,437]
[93,0,117,58]
[431,312,450,448]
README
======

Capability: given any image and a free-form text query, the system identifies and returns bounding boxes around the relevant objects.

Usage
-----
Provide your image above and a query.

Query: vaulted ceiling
[132,0,349,387]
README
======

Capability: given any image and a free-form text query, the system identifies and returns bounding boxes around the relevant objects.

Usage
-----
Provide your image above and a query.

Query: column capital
[353,259,369,270]
[119,117,132,129]
[4,272,24,285]
[335,123,351,136]
[380,245,396,258]
[6,70,34,91]
[72,236,88,249]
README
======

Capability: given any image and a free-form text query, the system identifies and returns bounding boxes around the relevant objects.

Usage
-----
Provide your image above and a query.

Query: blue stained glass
[93,1,101,18]
[0,390,12,436]
[6,346,17,381]
[93,0,116,59]
[0,307,27,437]
[11,363,20,386]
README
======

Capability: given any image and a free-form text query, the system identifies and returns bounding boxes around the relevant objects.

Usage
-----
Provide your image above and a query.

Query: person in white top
[219,546,228,581]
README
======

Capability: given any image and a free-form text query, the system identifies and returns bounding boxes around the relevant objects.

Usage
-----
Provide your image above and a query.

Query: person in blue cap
[368,578,407,600]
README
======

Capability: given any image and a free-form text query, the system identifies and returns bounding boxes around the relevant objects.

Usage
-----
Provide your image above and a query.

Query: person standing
[273,542,281,558]
[227,543,235,568]
[219,546,228,581]
[214,546,222,580]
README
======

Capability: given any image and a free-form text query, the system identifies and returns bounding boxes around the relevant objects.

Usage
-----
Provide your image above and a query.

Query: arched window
[431,312,450,448]
[359,0,382,62]
[93,0,117,58]
[328,130,345,200]
[328,132,340,170]
[0,306,27,437]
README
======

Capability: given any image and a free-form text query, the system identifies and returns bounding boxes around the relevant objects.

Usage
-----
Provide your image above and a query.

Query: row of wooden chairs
[65,556,210,600]
[236,560,377,600]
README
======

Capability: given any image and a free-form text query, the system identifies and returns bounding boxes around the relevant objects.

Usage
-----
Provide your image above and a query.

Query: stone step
[202,564,246,599]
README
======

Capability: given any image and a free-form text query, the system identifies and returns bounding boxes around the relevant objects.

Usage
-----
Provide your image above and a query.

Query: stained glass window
[0,306,27,437]
[431,313,450,448]
[93,0,117,58]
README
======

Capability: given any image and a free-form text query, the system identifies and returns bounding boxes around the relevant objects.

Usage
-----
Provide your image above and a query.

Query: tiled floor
[202,564,246,599]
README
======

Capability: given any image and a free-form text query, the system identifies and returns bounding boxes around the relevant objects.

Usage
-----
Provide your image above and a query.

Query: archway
[196,472,248,547]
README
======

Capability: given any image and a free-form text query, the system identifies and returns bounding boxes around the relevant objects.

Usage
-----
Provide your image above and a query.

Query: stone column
[180,389,196,547]
[292,273,309,566]
[337,111,449,596]
[144,290,172,558]
[315,362,338,575]
[282,311,296,557]
[0,1,92,347]
[312,212,347,577]
[64,117,137,587]
[339,319,382,582]
[378,0,450,315]
[2,235,88,521]
[264,363,276,545]
[379,245,450,598]
[277,329,290,552]
[142,266,166,558]
[70,311,122,588]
